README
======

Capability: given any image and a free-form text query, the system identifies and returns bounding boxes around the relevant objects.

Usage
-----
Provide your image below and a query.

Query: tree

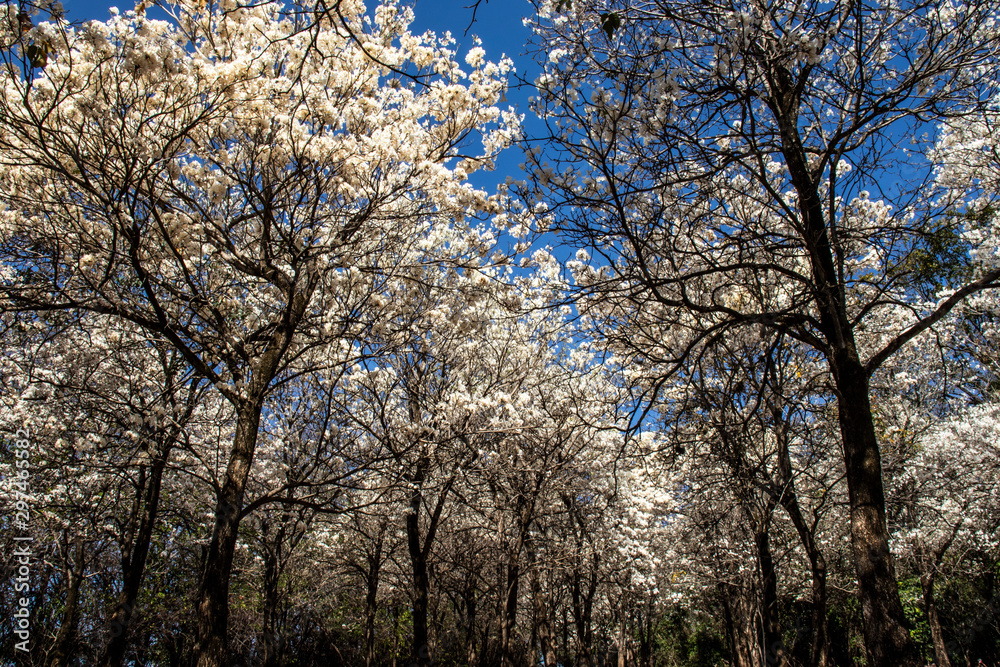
[337,266,505,666]
[0,1,517,664]
[523,1,1000,664]
[672,330,841,667]
[891,405,1000,666]
[0,305,252,664]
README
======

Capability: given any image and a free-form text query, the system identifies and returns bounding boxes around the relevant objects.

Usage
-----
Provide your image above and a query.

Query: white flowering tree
[888,406,1000,667]
[334,255,594,663]
[471,307,623,667]
[0,310,228,665]
[0,0,517,663]
[522,1,1000,663]
[675,331,846,667]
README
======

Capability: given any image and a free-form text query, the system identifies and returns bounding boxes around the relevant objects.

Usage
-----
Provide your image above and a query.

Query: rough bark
[192,398,266,667]
[188,261,314,667]
[834,357,919,667]
[720,582,756,667]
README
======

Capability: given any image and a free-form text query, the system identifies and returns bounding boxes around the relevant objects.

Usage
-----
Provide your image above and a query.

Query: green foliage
[898,577,932,656]
[935,559,1000,664]
[651,606,727,667]
[600,11,621,39]
[894,208,988,297]
[826,593,869,666]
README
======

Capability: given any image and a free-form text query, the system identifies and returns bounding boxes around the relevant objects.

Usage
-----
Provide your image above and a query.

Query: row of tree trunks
[756,520,783,666]
[721,580,757,667]
[100,455,169,667]
[364,532,385,667]
[260,518,288,667]
[500,490,538,666]
[530,557,559,667]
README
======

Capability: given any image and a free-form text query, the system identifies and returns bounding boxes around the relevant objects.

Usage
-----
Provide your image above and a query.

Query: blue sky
[66,0,535,57]
[406,0,539,196]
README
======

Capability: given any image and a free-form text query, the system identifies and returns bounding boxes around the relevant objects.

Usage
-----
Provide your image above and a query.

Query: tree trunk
[616,606,629,667]
[806,550,830,667]
[530,565,557,667]
[30,567,53,666]
[570,565,597,667]
[101,440,171,667]
[364,540,383,667]
[501,561,520,667]
[47,540,86,667]
[405,457,450,667]
[756,526,783,667]
[771,410,830,667]
[192,398,265,667]
[923,572,952,667]
[101,358,195,667]
[261,520,286,667]
[464,583,479,665]
[406,498,431,667]
[403,455,455,667]
[529,604,538,667]
[834,357,919,667]
[637,601,653,667]
[500,494,535,666]
[720,582,755,667]
[772,79,921,666]
[391,605,401,667]
[561,604,570,665]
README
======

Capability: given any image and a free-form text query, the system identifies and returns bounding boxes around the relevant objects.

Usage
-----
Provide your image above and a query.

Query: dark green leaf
[601,11,621,39]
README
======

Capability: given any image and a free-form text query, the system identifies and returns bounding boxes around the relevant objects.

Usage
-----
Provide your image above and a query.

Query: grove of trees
[0,0,998,666]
